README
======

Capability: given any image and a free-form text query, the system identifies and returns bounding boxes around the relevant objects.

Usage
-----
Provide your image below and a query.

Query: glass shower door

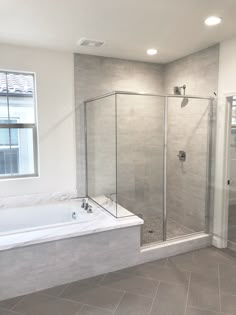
[116,94,165,245]
[166,96,211,239]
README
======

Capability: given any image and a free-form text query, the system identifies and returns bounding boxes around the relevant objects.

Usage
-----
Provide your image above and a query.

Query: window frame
[0,69,39,179]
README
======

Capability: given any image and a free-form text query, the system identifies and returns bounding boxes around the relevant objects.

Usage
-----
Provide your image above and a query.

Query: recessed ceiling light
[204,16,222,26]
[147,48,158,56]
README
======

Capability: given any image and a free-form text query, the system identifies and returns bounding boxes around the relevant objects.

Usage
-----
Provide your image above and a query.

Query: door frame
[220,94,236,248]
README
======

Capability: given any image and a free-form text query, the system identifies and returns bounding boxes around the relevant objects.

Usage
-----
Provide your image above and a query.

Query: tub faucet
[81,198,89,210]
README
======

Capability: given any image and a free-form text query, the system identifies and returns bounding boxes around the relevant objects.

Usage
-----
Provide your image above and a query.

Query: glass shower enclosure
[85,92,214,245]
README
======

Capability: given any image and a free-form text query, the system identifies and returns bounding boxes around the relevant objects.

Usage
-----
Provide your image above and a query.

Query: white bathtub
[0,197,143,251]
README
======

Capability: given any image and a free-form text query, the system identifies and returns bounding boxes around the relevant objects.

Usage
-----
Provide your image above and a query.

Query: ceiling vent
[77,38,105,47]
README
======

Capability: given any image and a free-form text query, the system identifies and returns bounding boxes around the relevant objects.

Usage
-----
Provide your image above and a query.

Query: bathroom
[0,1,236,314]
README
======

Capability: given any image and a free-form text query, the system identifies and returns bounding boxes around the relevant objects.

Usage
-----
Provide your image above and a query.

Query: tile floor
[1,247,236,315]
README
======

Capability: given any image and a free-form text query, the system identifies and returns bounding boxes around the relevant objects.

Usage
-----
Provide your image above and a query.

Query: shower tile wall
[116,95,164,222]
[164,44,219,233]
[75,45,219,241]
[74,54,164,199]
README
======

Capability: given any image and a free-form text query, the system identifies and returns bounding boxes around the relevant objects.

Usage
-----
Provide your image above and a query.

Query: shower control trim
[178,150,186,162]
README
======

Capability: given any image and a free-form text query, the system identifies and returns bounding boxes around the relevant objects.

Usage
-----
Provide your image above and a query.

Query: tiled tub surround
[1,247,235,315]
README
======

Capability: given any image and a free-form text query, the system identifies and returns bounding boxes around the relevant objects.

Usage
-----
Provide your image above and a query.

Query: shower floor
[142,216,195,245]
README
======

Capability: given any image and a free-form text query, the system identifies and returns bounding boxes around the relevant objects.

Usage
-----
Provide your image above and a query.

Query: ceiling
[0,0,236,63]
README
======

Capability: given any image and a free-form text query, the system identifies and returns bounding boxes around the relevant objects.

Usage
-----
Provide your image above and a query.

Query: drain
[148,230,154,234]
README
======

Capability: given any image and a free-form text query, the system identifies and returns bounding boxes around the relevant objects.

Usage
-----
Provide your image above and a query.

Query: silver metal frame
[84,91,214,103]
[163,97,168,241]
[0,70,39,180]
[205,99,215,234]
[84,91,215,244]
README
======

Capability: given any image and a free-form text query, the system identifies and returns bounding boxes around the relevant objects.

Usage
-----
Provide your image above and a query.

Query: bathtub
[0,197,143,251]
[0,197,211,302]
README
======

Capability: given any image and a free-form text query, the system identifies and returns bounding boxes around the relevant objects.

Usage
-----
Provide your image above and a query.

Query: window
[0,71,38,178]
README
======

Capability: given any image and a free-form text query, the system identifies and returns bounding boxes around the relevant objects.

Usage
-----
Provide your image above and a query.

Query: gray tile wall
[164,45,219,232]
[75,45,219,233]
[74,54,164,198]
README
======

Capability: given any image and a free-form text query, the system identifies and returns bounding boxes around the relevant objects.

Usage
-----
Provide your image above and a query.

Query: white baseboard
[212,234,228,248]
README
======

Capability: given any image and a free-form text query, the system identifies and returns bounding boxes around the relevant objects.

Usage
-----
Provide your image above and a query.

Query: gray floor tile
[0,310,21,315]
[121,260,189,285]
[61,281,123,311]
[219,264,236,295]
[120,259,166,277]
[114,292,153,315]
[188,272,220,312]
[221,292,236,314]
[194,247,236,266]
[168,251,218,277]
[13,293,83,315]
[150,282,188,315]
[143,264,189,285]
[100,271,158,297]
[38,284,68,297]
[79,305,113,315]
[186,307,230,315]
[0,297,24,310]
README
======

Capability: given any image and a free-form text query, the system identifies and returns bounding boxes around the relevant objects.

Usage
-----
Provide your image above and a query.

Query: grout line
[80,302,117,313]
[218,263,222,312]
[58,283,72,297]
[101,269,162,282]
[0,306,24,314]
[148,281,160,315]
[189,305,232,315]
[112,291,126,315]
[184,271,191,315]
[98,284,158,299]
[11,295,27,311]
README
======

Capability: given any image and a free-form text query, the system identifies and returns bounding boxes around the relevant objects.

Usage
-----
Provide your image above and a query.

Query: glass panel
[0,128,35,177]
[116,95,165,244]
[166,97,210,239]
[86,95,117,217]
[7,73,35,123]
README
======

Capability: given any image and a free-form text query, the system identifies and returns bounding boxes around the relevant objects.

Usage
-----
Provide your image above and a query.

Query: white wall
[214,36,236,247]
[0,44,76,205]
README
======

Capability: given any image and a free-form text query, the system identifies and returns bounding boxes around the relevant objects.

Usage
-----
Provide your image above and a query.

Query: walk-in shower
[84,92,214,245]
